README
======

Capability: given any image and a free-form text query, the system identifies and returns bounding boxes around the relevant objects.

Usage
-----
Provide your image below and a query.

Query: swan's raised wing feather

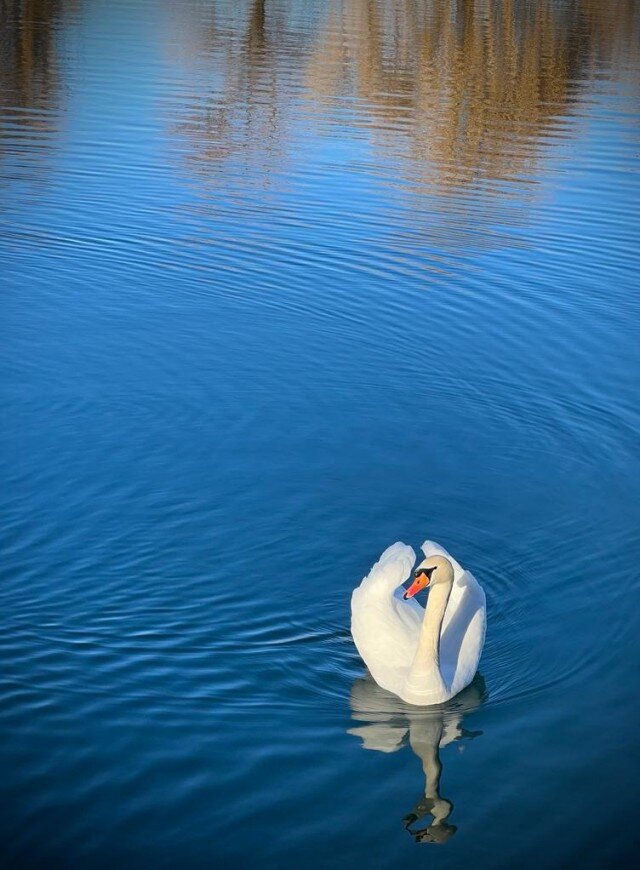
[354,542,416,596]
[351,543,422,692]
[444,572,486,697]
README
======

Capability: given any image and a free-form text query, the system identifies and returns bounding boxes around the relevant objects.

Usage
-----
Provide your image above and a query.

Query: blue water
[1,0,640,866]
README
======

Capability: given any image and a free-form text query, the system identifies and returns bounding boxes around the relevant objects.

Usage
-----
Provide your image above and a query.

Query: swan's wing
[355,541,416,597]
[440,570,486,696]
[351,543,422,693]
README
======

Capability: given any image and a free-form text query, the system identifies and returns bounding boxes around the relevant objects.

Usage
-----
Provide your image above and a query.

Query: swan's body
[351,540,486,705]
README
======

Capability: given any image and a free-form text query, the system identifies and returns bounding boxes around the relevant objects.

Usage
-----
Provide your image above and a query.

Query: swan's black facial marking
[414,566,436,580]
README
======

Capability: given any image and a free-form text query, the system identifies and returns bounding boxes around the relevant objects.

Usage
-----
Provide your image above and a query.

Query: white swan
[351,540,486,705]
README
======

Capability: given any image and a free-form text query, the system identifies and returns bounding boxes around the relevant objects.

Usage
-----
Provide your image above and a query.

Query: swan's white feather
[350,543,421,693]
[351,539,486,705]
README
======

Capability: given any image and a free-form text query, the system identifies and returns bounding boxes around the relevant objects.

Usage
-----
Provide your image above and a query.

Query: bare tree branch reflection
[0,0,76,179]
[173,0,639,228]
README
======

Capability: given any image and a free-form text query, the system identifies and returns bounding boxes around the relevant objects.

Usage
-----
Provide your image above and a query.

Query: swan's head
[403,555,453,600]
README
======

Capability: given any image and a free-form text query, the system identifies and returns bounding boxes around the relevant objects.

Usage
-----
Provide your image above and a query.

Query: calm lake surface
[1,1,639,866]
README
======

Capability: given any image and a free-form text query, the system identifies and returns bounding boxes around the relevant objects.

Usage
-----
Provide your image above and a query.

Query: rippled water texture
[1,0,640,866]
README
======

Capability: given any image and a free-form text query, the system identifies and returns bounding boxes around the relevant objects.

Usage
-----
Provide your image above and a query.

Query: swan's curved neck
[405,575,453,699]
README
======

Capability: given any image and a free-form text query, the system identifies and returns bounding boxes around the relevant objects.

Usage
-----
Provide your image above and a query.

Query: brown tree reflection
[306,0,639,190]
[0,0,75,178]
[171,0,319,184]
[175,0,639,212]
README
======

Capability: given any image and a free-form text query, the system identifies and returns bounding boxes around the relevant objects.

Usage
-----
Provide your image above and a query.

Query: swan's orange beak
[403,571,430,600]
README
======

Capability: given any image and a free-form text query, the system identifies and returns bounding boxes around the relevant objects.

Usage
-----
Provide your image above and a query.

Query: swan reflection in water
[348,673,486,844]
